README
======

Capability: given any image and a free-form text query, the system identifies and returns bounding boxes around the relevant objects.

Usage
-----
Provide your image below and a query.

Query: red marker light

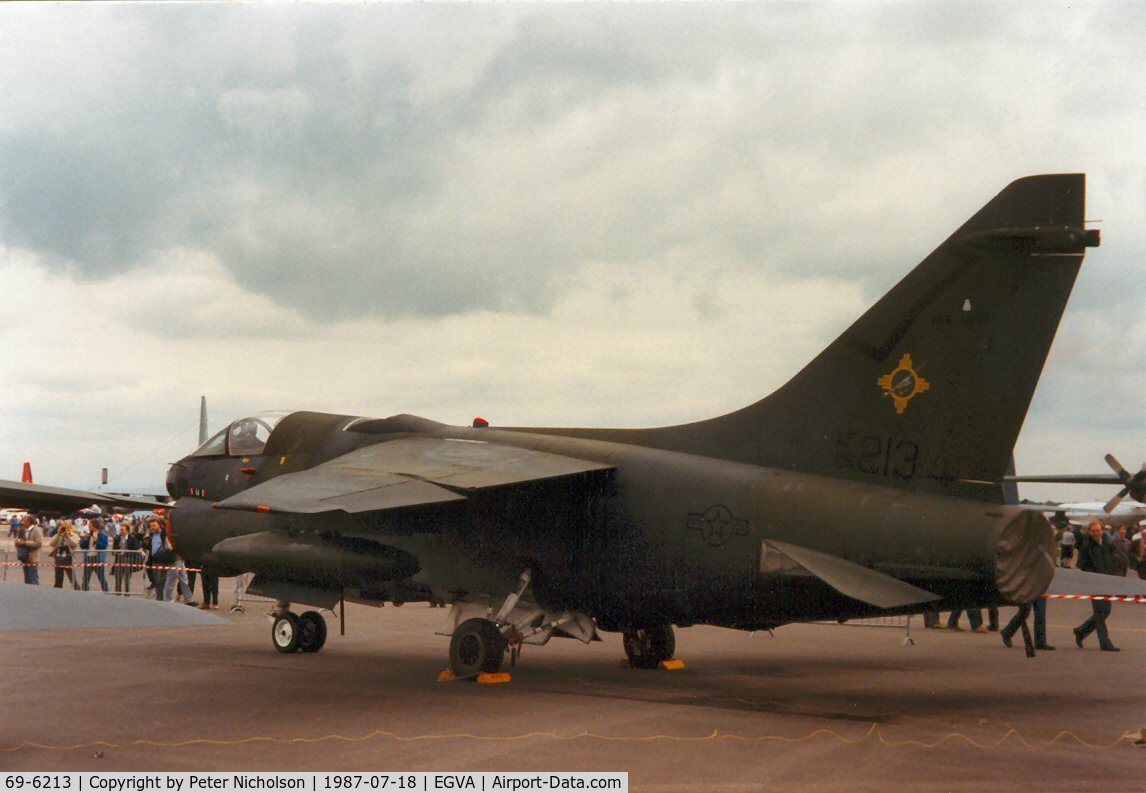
[472,417,489,428]
[256,505,271,513]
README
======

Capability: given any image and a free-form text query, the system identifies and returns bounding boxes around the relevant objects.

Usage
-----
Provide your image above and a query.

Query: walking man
[1073,520,1121,651]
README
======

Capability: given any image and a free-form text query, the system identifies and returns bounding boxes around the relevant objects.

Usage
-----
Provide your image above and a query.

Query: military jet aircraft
[167,174,1104,678]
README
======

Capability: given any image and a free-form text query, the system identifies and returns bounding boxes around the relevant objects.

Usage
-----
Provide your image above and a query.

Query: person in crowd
[163,553,197,606]
[14,514,44,585]
[199,564,220,610]
[112,520,143,595]
[45,520,79,588]
[1073,520,1121,651]
[145,518,169,598]
[1111,526,1131,576]
[1001,599,1054,651]
[1059,524,1076,567]
[943,608,986,633]
[80,518,110,592]
[1130,528,1146,580]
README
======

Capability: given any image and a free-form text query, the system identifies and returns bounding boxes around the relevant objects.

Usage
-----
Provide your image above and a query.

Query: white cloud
[0,3,1141,506]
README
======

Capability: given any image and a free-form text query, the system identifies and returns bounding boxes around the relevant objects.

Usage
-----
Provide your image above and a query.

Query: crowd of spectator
[1057,521,1146,577]
[8,511,225,609]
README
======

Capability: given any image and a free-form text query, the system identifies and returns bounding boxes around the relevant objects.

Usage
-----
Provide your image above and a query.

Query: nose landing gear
[271,607,328,654]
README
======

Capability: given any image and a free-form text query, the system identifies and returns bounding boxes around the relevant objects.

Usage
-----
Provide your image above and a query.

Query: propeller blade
[1104,454,1146,502]
[1104,487,1130,514]
[1105,453,1132,482]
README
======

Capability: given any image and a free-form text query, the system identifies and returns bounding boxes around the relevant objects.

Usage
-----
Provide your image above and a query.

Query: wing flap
[762,539,940,609]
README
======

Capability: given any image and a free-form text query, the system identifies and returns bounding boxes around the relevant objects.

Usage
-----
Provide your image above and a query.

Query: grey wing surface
[213,437,614,514]
[0,479,168,513]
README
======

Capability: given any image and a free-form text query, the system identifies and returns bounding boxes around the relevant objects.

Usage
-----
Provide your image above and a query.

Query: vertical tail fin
[199,395,209,447]
[21,462,33,484]
[648,175,1099,501]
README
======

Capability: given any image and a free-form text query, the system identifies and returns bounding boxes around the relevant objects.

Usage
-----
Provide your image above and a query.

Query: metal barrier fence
[817,614,916,645]
[2,543,254,610]
[2,548,180,598]
[230,573,275,613]
[41,549,150,595]
[840,615,912,629]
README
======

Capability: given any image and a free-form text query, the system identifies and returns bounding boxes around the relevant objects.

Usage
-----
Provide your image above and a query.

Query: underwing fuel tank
[211,531,420,588]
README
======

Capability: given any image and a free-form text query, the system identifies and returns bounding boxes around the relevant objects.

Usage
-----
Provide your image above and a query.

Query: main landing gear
[440,569,598,679]
[448,618,508,677]
[622,624,675,669]
[271,608,328,654]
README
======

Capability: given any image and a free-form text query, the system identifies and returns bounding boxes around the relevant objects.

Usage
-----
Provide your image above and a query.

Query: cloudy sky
[0,2,1142,502]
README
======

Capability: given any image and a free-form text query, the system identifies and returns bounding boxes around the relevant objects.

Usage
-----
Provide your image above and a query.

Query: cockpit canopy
[192,411,292,457]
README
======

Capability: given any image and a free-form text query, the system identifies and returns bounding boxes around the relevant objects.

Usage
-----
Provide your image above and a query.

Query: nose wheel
[272,610,328,654]
[272,612,300,653]
[297,610,328,653]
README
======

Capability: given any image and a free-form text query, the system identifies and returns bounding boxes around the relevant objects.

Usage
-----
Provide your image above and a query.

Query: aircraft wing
[0,479,168,514]
[214,437,614,515]
[761,540,940,609]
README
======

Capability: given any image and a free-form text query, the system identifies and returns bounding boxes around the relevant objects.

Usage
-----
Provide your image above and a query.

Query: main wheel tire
[449,618,508,677]
[297,610,328,653]
[272,612,301,653]
[623,624,675,669]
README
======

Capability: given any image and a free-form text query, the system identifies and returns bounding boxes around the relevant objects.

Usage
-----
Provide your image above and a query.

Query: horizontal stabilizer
[1047,568,1146,599]
[762,540,940,609]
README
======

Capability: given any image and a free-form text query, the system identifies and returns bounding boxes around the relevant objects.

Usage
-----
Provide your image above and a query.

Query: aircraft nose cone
[165,462,187,501]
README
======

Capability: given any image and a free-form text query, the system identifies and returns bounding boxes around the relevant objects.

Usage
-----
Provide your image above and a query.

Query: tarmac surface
[3,578,1146,791]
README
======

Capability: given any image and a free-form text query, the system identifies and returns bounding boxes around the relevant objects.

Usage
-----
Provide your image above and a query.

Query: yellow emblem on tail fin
[877,354,930,414]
